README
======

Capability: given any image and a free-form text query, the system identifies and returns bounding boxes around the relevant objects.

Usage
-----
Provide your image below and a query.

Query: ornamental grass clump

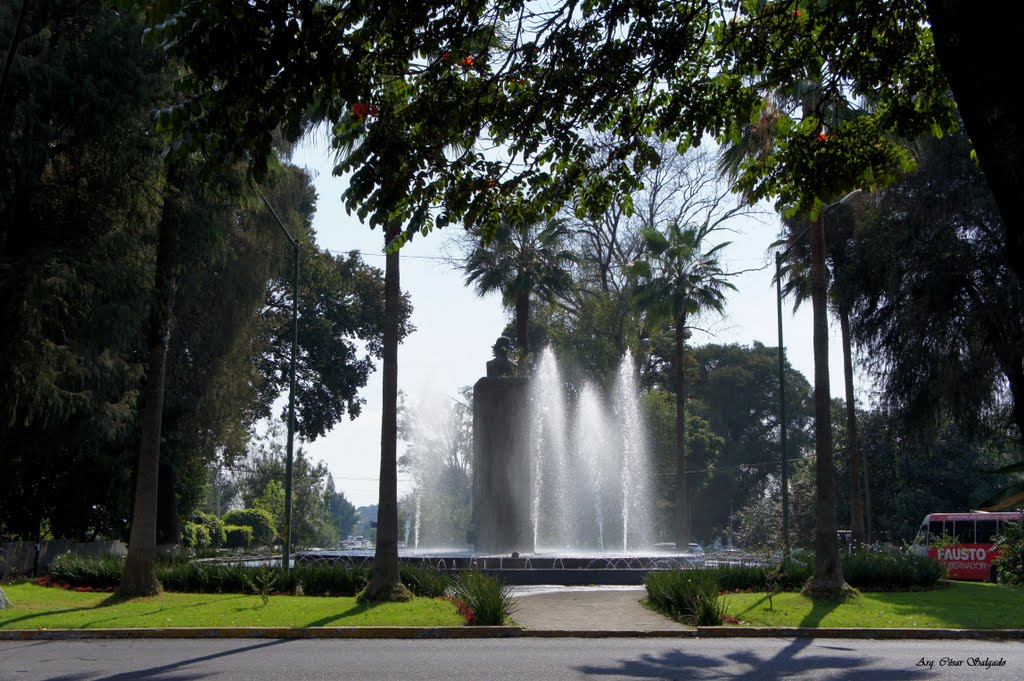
[293,564,369,597]
[47,554,123,589]
[644,569,727,626]
[451,571,516,626]
[155,561,207,592]
[158,562,264,593]
[400,565,452,598]
[712,558,809,592]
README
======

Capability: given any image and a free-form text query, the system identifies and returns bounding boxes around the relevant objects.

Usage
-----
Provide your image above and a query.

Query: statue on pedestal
[486,336,517,378]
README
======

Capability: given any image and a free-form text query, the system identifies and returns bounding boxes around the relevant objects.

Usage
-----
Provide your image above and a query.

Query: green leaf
[624,261,652,279]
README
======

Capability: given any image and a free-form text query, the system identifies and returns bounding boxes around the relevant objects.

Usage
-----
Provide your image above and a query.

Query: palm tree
[463,216,577,358]
[719,74,859,598]
[628,222,734,548]
[362,221,410,600]
[778,201,870,550]
[322,27,506,601]
[118,171,183,597]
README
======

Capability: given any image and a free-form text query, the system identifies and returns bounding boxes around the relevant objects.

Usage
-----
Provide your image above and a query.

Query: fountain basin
[293,549,714,585]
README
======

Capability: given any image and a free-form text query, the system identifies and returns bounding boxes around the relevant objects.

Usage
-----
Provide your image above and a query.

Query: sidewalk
[511,586,690,636]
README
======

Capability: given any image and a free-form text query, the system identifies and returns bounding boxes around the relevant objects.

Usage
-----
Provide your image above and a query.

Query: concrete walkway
[511,586,690,634]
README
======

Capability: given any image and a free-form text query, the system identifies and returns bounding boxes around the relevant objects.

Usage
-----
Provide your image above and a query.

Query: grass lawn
[723,581,1024,629]
[0,582,464,630]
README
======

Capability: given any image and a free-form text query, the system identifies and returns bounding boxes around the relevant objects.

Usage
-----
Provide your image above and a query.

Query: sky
[290,139,867,509]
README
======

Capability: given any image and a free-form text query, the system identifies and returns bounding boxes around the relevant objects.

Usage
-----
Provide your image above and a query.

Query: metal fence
[0,540,126,578]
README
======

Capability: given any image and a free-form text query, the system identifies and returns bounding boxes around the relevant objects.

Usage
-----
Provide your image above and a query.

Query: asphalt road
[2,638,1022,681]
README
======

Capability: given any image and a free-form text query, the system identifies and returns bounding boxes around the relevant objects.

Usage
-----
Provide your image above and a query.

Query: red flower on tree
[353,102,379,120]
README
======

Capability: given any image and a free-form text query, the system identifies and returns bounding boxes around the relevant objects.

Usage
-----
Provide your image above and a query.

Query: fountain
[296,339,695,585]
[472,342,654,555]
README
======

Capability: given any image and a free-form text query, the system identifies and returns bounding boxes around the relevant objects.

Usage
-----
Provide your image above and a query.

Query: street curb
[1,627,1023,641]
[0,627,526,640]
[694,627,1024,641]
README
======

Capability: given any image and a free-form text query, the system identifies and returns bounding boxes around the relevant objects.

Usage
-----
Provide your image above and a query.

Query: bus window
[977,520,999,543]
[953,520,975,544]
[929,520,945,540]
[913,524,928,547]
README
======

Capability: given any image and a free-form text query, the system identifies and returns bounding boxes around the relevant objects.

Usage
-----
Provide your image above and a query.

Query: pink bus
[910,511,1023,581]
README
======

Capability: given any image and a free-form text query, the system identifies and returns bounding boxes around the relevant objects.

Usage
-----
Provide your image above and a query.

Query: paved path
[511,586,690,633]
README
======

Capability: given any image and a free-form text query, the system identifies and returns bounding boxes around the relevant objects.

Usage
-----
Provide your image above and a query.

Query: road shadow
[576,647,724,679]
[576,637,935,680]
[43,639,291,681]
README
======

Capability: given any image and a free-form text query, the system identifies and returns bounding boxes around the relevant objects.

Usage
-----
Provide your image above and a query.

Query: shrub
[181,522,211,549]
[156,562,208,592]
[46,555,373,596]
[293,565,369,597]
[994,521,1024,586]
[224,524,254,549]
[401,565,453,598]
[195,511,226,548]
[245,565,278,606]
[691,551,940,593]
[842,550,943,589]
[644,569,726,625]
[712,557,809,592]
[451,571,517,626]
[222,509,277,546]
[47,553,123,589]
[156,562,273,593]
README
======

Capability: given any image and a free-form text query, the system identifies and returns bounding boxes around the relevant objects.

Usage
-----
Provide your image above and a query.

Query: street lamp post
[259,190,299,577]
[775,251,791,556]
[775,189,861,558]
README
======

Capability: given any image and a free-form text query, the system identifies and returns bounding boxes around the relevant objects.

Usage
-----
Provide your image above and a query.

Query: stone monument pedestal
[472,376,533,554]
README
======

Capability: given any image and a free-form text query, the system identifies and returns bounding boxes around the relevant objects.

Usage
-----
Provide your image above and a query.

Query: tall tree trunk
[515,289,529,358]
[862,444,873,544]
[674,314,688,548]
[364,224,408,601]
[156,462,180,546]
[926,1,1024,282]
[839,308,865,549]
[119,188,181,597]
[800,216,848,599]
